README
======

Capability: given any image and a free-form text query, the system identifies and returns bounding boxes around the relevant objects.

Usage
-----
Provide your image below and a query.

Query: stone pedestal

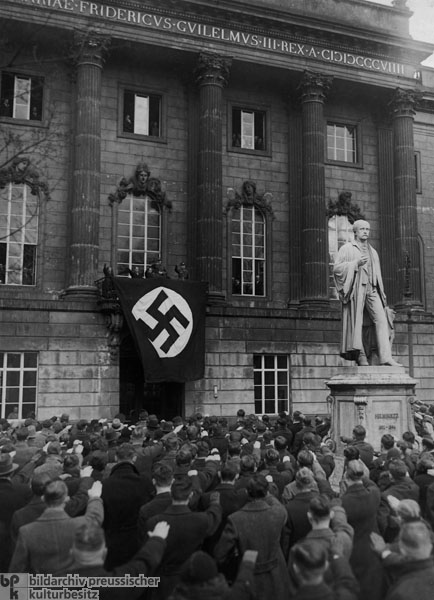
[326,366,416,453]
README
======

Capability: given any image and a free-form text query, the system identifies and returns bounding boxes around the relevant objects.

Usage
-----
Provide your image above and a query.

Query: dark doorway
[119,333,184,421]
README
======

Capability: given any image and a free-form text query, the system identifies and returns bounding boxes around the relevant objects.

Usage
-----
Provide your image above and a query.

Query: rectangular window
[253,355,290,415]
[123,90,161,137]
[232,107,266,151]
[117,195,161,275]
[0,352,38,419]
[0,72,43,121]
[0,184,38,285]
[232,206,265,296]
[327,123,358,163]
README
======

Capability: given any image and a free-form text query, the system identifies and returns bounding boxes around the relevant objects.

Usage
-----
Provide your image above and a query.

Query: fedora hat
[105,429,120,443]
[147,415,159,430]
[0,454,19,476]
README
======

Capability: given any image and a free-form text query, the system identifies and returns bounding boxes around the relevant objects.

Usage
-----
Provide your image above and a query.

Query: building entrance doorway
[119,334,184,421]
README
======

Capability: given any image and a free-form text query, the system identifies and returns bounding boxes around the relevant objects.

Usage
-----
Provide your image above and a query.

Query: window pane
[134,94,149,135]
[7,354,21,368]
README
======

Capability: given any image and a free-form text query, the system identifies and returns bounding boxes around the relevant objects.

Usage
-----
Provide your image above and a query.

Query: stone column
[389,88,422,308]
[298,71,332,308]
[65,33,109,299]
[194,52,231,304]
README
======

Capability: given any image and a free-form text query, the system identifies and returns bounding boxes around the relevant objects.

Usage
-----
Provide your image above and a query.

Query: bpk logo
[0,574,28,600]
[132,286,193,358]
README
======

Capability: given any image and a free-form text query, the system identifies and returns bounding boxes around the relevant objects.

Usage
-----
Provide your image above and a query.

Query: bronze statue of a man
[333,220,401,367]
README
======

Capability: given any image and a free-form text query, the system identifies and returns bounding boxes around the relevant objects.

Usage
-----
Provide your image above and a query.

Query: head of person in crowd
[402,431,416,449]
[186,425,199,442]
[227,440,241,458]
[163,433,179,453]
[415,455,434,474]
[396,499,422,523]
[264,448,280,468]
[297,449,314,470]
[302,432,320,451]
[380,434,395,453]
[345,459,365,484]
[239,454,257,476]
[15,427,29,443]
[295,467,316,492]
[115,443,136,464]
[274,436,288,452]
[421,437,434,454]
[171,476,193,505]
[246,473,269,500]
[0,453,19,479]
[398,521,433,560]
[43,480,69,508]
[388,458,408,482]
[291,539,328,587]
[263,431,274,446]
[352,424,367,441]
[152,463,174,491]
[307,494,333,530]
[63,454,80,478]
[343,445,360,463]
[30,471,52,497]
[195,440,210,459]
[175,448,193,469]
[220,462,239,485]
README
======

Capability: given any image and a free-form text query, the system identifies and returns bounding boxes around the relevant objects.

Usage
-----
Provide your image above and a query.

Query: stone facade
[1,0,434,420]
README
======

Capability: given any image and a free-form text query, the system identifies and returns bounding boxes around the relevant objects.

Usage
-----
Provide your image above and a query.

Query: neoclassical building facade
[1,0,434,420]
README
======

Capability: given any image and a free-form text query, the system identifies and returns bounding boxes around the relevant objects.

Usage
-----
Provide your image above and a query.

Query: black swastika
[144,290,190,353]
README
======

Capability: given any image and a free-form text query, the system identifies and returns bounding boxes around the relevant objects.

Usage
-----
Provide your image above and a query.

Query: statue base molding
[326,366,417,453]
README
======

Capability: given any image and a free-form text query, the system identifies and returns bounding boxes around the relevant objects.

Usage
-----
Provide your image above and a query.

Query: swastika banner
[112,277,207,382]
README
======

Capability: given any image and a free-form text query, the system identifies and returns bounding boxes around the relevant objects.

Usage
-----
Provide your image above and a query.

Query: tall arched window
[0,182,38,285]
[232,205,266,296]
[117,194,161,275]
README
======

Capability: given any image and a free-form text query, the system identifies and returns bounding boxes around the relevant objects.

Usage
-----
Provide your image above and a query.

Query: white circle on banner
[132,286,193,358]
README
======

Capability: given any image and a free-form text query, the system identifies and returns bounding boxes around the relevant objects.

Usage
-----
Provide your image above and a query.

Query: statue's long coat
[333,241,387,361]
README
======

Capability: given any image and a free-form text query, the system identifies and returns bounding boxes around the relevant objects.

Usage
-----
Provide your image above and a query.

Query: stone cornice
[4,0,433,68]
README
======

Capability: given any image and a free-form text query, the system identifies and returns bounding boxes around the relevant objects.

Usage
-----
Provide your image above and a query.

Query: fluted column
[389,88,422,308]
[298,71,332,307]
[65,33,109,299]
[194,52,231,304]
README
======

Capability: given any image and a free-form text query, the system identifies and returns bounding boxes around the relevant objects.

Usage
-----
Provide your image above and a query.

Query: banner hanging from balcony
[112,278,207,383]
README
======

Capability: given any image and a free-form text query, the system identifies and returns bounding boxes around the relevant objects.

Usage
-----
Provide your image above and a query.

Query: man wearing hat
[0,454,32,570]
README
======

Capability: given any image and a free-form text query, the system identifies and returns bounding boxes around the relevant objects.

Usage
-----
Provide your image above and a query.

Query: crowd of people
[0,405,434,600]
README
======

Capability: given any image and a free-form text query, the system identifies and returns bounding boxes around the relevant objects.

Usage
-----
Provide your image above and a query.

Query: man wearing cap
[0,454,32,570]
[333,219,401,367]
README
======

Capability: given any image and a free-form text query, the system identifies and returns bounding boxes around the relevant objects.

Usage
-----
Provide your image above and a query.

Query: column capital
[71,31,111,69]
[194,52,232,88]
[388,88,422,118]
[298,70,332,103]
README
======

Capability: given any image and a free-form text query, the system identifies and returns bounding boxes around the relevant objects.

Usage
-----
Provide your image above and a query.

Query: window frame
[0,351,38,419]
[253,354,291,416]
[0,182,39,287]
[115,193,163,277]
[0,70,45,126]
[227,203,272,302]
[118,84,167,142]
[227,101,271,157]
[325,119,362,168]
